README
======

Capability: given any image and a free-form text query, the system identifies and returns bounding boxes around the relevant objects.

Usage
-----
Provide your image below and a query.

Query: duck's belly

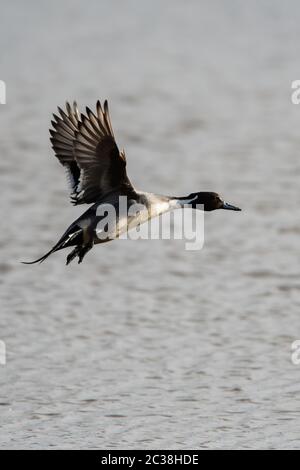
[93,197,171,244]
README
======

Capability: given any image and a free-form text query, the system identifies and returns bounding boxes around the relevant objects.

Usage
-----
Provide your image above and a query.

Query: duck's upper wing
[50,100,133,205]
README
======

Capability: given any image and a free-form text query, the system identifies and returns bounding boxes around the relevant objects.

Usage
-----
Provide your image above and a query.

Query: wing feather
[50,100,132,205]
[50,102,82,199]
[72,101,132,204]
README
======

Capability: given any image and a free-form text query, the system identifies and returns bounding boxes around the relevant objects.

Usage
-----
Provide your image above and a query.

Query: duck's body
[23,100,240,265]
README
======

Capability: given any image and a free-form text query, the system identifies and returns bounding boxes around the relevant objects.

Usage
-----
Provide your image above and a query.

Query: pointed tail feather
[21,246,58,264]
[21,227,83,265]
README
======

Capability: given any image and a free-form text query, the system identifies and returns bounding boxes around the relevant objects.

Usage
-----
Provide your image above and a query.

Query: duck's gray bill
[222,202,241,211]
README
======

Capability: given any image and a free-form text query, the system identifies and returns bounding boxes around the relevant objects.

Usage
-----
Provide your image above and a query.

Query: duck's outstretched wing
[72,100,132,205]
[50,100,133,205]
[50,101,82,202]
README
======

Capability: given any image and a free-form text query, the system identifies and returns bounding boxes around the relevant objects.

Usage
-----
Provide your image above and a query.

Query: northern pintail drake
[23,100,241,265]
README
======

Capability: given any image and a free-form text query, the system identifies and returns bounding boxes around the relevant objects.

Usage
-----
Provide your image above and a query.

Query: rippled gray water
[1,0,300,449]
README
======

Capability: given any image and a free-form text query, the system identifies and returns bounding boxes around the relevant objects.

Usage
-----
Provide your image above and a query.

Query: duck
[23,100,241,265]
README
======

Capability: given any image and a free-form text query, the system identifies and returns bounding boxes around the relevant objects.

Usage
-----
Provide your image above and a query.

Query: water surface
[1,0,300,449]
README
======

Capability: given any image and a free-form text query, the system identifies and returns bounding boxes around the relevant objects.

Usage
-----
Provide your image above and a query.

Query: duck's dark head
[187,192,241,212]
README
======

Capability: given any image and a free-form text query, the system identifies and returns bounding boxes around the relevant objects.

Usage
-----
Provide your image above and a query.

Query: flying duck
[23,100,241,265]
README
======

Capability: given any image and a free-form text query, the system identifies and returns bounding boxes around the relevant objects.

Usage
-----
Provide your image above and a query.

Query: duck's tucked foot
[66,246,81,265]
[77,243,93,264]
[66,243,93,265]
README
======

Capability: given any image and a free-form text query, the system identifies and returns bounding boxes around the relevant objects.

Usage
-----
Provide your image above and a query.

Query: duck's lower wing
[50,102,82,203]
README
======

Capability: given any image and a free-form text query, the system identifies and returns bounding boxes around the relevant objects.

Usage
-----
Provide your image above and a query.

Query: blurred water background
[1,0,300,449]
